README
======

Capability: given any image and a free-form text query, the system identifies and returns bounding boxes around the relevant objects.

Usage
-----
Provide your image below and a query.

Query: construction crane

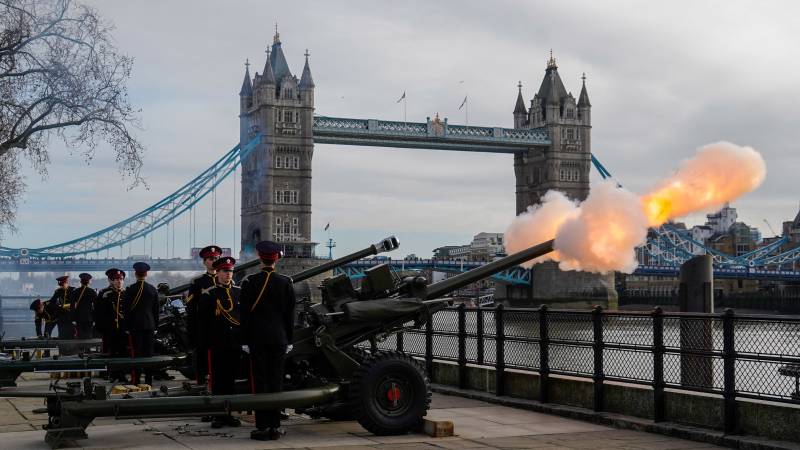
[763,219,778,237]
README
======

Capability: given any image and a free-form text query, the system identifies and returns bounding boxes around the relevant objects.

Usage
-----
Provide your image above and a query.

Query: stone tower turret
[513,81,528,129]
[514,51,591,212]
[239,30,316,258]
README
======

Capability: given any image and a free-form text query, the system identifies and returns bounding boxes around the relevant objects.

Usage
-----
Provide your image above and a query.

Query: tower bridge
[1,31,799,294]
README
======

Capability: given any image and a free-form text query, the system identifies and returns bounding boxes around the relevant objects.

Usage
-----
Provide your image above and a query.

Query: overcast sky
[3,0,800,259]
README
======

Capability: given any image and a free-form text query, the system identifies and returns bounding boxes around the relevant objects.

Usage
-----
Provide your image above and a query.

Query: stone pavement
[0,372,726,449]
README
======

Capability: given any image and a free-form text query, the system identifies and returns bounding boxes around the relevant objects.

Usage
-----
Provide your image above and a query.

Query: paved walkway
[0,373,725,449]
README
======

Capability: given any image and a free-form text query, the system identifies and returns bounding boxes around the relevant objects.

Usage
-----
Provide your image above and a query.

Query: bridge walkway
[0,372,731,450]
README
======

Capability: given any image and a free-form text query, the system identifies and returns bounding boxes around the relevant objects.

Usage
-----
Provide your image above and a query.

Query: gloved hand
[285,345,293,354]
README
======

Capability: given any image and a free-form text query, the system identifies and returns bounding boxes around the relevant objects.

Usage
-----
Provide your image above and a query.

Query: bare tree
[0,0,143,235]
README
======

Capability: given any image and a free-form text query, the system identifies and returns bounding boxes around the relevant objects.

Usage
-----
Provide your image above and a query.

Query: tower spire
[274,22,280,43]
[514,80,526,115]
[299,48,315,89]
[547,49,557,69]
[578,72,591,107]
[239,59,252,96]
[261,44,275,84]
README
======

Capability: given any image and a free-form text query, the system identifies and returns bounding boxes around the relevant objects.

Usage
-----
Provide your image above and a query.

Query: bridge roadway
[2,257,800,282]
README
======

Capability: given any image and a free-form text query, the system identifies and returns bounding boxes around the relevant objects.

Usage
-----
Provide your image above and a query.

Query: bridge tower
[509,53,616,307]
[238,30,316,258]
[513,52,591,211]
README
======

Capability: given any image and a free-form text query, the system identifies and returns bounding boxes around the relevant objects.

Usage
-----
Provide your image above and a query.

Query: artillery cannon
[33,238,554,447]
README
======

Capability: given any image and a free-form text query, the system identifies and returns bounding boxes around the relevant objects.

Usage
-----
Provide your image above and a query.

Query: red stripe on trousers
[249,356,255,394]
[128,334,136,382]
[207,349,213,391]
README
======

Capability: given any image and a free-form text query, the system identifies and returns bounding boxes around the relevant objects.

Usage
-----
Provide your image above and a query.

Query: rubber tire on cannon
[348,351,431,435]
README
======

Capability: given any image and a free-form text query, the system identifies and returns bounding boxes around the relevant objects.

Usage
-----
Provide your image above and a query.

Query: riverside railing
[373,305,800,434]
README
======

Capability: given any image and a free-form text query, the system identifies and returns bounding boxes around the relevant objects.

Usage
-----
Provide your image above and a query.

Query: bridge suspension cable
[0,134,262,258]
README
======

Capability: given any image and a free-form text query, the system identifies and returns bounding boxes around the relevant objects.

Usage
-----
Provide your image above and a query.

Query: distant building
[433,232,505,262]
[782,204,800,244]
[432,245,469,260]
[469,232,505,262]
[686,203,763,253]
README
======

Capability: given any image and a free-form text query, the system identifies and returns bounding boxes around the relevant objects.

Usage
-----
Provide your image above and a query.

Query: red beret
[256,241,282,262]
[212,256,236,270]
[199,245,222,259]
[105,268,125,280]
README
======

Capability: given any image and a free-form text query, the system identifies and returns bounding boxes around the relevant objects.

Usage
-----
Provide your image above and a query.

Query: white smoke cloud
[505,142,767,274]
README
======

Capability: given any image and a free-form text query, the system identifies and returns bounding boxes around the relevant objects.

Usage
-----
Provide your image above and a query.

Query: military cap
[29,298,42,311]
[199,245,222,259]
[105,268,125,280]
[133,261,151,275]
[212,256,236,270]
[56,275,69,284]
[255,241,283,262]
[78,273,92,283]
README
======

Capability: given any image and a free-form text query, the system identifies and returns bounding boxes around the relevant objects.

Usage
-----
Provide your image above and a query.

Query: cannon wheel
[348,351,430,435]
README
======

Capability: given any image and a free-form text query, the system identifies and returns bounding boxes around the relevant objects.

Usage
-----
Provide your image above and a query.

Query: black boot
[210,417,225,429]
[268,427,284,440]
[224,415,241,427]
[250,429,269,441]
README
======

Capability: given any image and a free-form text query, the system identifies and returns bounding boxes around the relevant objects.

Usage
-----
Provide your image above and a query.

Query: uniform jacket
[94,287,125,335]
[199,282,241,349]
[239,267,296,349]
[49,287,75,324]
[70,285,96,324]
[185,272,216,346]
[34,305,56,337]
[123,280,159,331]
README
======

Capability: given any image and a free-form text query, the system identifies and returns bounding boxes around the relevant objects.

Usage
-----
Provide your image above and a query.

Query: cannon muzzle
[292,236,399,283]
[424,239,554,300]
[168,236,400,295]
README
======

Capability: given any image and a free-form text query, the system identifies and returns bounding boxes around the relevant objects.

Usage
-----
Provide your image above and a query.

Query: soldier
[124,262,159,385]
[49,275,75,339]
[199,256,242,429]
[240,241,296,441]
[29,298,56,337]
[71,273,97,339]
[95,268,127,382]
[186,245,221,387]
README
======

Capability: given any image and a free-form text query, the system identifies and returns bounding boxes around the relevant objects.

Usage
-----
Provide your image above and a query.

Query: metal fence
[373,305,800,434]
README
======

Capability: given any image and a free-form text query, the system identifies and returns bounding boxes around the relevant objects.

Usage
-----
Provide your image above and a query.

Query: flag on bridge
[324,223,330,231]
[459,95,468,110]
[396,91,406,103]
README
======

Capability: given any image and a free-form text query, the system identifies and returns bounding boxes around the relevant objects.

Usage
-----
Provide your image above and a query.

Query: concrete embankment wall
[429,359,800,443]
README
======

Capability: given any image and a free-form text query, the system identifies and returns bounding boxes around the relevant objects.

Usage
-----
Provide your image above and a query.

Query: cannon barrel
[58,384,339,418]
[291,236,399,283]
[424,239,554,300]
[169,236,400,294]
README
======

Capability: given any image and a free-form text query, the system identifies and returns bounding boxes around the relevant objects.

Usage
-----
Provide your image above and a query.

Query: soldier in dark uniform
[71,273,97,339]
[186,245,221,386]
[29,298,56,337]
[240,241,296,441]
[199,256,242,429]
[49,275,75,339]
[95,268,127,382]
[124,262,159,385]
